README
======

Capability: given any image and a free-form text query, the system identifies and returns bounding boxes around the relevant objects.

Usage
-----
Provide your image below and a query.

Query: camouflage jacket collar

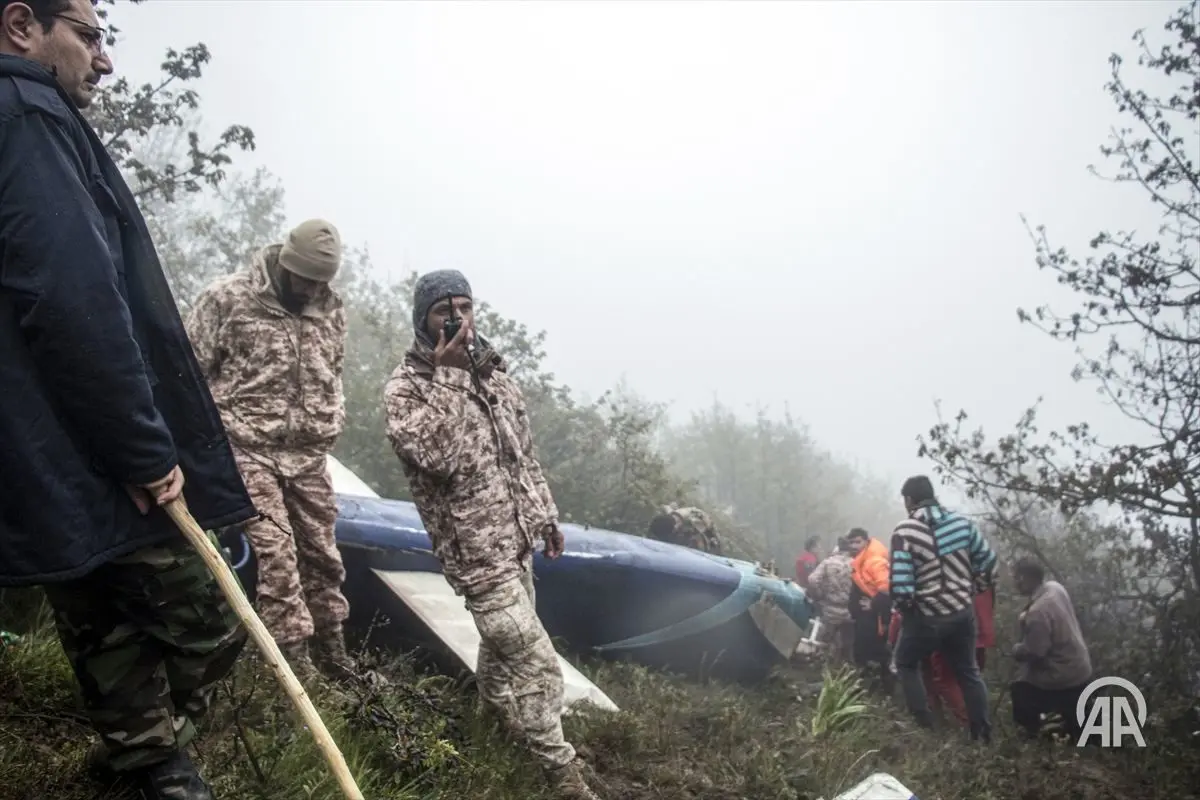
[248,244,343,320]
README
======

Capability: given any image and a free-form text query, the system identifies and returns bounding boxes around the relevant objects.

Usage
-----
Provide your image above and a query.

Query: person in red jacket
[795,537,820,588]
[974,584,996,670]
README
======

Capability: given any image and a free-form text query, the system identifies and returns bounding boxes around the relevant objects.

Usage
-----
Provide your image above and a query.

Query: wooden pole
[164,499,365,800]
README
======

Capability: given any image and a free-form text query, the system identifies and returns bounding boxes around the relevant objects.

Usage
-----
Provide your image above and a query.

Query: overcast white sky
[109,0,1181,491]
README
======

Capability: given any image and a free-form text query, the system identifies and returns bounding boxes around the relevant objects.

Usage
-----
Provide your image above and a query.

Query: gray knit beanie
[278,219,342,282]
[412,269,472,344]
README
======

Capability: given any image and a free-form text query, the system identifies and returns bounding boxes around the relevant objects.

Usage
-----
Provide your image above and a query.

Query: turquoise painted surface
[594,562,812,652]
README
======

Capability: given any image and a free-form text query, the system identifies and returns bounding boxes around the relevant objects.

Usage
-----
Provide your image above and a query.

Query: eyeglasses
[53,13,107,55]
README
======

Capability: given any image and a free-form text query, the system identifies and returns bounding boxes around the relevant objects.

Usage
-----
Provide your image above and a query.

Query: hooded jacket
[0,55,255,585]
[186,244,346,471]
[383,339,558,598]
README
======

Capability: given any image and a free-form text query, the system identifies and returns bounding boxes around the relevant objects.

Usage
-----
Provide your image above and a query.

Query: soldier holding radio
[384,269,599,800]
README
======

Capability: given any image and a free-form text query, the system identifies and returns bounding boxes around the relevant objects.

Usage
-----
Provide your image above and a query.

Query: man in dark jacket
[0,2,256,798]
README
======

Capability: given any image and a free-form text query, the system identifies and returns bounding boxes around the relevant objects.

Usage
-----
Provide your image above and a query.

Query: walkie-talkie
[441,295,478,373]
[442,294,462,342]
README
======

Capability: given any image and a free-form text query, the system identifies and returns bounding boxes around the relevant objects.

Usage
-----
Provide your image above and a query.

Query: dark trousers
[42,539,246,771]
[825,620,856,665]
[1010,680,1088,740]
[894,607,990,740]
[853,611,893,693]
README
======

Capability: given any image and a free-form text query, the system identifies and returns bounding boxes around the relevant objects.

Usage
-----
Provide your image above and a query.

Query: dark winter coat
[0,55,256,586]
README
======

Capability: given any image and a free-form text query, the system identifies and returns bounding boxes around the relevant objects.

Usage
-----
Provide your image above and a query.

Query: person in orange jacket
[846,527,893,693]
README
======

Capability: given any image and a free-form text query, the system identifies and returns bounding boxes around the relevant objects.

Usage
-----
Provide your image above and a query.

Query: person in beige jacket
[1010,557,1093,739]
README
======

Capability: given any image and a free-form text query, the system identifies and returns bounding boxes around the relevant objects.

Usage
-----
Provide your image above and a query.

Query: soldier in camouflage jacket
[186,220,357,684]
[384,270,599,800]
[648,505,722,554]
[806,540,855,662]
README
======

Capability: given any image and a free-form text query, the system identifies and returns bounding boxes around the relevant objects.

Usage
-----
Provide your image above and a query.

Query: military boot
[86,740,112,776]
[280,639,322,687]
[311,625,358,683]
[129,749,214,800]
[546,759,602,800]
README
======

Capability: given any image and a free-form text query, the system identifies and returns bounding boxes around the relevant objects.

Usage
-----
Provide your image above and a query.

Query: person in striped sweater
[889,475,998,741]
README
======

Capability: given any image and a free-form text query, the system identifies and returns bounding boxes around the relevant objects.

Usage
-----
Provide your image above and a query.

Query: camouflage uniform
[186,243,349,653]
[653,505,722,553]
[233,451,345,644]
[807,551,853,627]
[42,537,245,773]
[385,332,592,792]
[806,551,855,662]
[384,345,558,600]
[471,556,574,768]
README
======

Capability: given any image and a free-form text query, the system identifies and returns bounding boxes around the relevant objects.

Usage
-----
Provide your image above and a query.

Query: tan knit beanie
[278,219,342,282]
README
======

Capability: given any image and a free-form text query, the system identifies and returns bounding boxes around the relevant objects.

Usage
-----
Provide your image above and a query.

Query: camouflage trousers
[237,453,349,645]
[42,537,246,772]
[465,559,576,771]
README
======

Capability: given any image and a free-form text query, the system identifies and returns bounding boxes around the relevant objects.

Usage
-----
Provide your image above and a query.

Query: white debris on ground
[826,772,918,800]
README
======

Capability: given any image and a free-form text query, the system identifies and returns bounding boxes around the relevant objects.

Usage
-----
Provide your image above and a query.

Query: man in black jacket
[0,2,257,798]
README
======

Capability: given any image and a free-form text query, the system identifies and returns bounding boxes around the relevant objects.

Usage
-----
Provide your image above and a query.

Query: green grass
[3,590,1198,800]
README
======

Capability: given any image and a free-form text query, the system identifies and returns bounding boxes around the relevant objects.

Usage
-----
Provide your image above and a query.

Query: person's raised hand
[434,320,474,370]
[543,523,565,559]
